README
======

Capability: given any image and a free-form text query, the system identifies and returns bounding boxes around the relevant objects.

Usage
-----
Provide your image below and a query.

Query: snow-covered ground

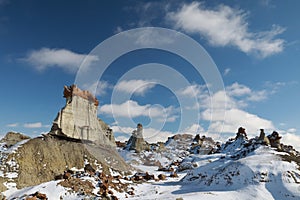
[2,135,300,200]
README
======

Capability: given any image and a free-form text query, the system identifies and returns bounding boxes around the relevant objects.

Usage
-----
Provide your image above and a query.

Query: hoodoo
[50,85,115,145]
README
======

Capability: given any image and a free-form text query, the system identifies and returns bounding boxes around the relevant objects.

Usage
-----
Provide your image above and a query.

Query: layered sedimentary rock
[50,85,115,145]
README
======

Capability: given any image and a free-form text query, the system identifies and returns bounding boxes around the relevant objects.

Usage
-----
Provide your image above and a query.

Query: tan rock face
[13,136,131,189]
[50,85,115,145]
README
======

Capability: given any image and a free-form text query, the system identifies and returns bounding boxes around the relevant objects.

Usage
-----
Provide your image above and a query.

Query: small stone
[158,174,166,180]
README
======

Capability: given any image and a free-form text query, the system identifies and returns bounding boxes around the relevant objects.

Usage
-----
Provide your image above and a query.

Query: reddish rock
[116,141,126,148]
[158,174,166,180]
[84,163,96,175]
[64,85,99,106]
[63,172,71,180]
[144,172,154,181]
[111,196,119,200]
[108,190,114,195]
[35,192,47,199]
[54,174,63,180]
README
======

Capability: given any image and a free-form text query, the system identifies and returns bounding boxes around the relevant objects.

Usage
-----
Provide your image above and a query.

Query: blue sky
[0,0,299,148]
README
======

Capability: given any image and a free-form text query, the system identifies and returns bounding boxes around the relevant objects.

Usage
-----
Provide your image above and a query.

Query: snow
[5,172,18,179]
[1,135,300,199]
[4,181,69,199]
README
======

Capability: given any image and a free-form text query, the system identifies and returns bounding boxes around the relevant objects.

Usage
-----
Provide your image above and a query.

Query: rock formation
[50,85,115,145]
[190,134,218,154]
[0,132,30,148]
[268,131,282,150]
[125,124,149,153]
[235,127,248,140]
[258,129,270,145]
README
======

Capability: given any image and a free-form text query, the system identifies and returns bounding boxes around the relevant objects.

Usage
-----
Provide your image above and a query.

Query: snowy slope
[2,135,300,200]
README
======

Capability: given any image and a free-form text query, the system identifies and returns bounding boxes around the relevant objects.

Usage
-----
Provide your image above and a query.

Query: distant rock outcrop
[0,132,30,148]
[268,131,282,150]
[49,85,115,145]
[125,124,149,153]
[189,134,219,155]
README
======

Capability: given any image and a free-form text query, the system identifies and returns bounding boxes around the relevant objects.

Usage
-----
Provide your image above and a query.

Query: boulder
[158,174,166,180]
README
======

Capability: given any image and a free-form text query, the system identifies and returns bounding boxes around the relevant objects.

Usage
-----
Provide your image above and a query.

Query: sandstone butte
[50,84,115,146]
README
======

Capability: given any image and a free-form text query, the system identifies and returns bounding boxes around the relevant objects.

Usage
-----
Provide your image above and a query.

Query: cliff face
[50,85,115,145]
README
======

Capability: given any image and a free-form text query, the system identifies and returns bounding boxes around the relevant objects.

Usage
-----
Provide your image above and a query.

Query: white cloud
[226,82,268,103]
[177,83,275,137]
[99,100,178,122]
[183,123,205,135]
[223,68,231,76]
[82,81,112,96]
[114,79,156,96]
[281,132,300,151]
[200,88,274,135]
[23,122,49,129]
[6,123,18,127]
[114,135,129,142]
[23,48,98,73]
[178,84,207,97]
[24,122,43,128]
[167,2,285,57]
[203,108,275,136]
[226,82,252,97]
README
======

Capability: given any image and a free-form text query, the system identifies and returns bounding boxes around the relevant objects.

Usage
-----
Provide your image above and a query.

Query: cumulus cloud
[226,82,268,103]
[114,79,156,96]
[184,123,205,135]
[204,108,275,135]
[23,122,50,129]
[6,123,18,127]
[24,122,43,128]
[167,2,285,57]
[178,84,207,97]
[99,100,178,123]
[177,82,275,137]
[82,81,112,97]
[203,89,274,135]
[23,48,98,73]
[281,131,300,151]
